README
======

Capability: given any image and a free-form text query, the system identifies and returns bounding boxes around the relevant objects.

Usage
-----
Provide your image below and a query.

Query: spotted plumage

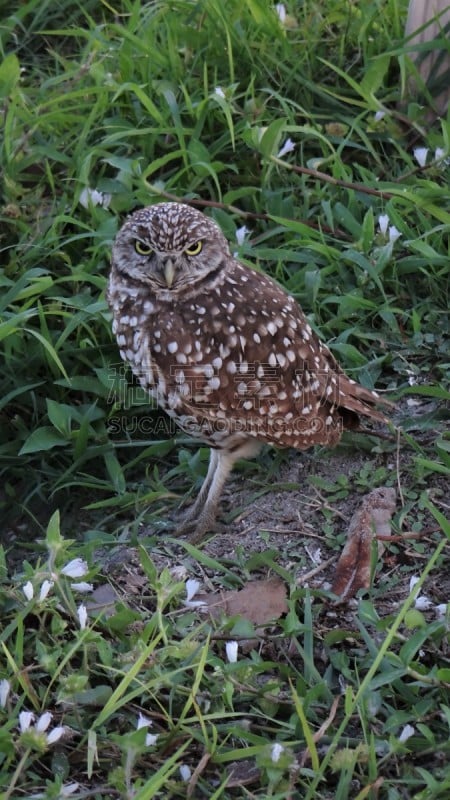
[108,202,392,538]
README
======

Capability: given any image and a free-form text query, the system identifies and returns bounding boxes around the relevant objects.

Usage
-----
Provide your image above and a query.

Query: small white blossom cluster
[136,712,159,746]
[377,214,401,244]
[409,575,448,617]
[79,187,111,209]
[22,558,92,629]
[18,710,65,745]
[413,147,448,168]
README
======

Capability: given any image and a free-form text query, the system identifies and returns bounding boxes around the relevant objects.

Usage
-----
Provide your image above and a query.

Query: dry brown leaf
[204,577,288,626]
[331,487,396,599]
[86,583,120,617]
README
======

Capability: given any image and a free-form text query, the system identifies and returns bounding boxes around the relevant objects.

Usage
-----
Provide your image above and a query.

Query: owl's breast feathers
[108,260,391,450]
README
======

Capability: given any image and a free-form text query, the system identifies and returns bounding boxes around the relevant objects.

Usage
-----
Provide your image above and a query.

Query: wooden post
[405,1,450,115]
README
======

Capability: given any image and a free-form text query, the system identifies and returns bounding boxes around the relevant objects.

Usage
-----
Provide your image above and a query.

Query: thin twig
[270,155,395,199]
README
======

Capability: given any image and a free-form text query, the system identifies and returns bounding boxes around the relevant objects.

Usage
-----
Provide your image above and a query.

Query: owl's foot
[174,503,221,543]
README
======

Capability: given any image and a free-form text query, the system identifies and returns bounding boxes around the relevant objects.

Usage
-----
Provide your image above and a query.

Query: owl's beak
[162,258,175,288]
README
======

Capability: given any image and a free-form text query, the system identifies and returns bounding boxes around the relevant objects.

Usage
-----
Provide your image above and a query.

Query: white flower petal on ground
[271,742,284,762]
[36,711,53,732]
[378,213,389,235]
[19,710,34,732]
[60,784,80,797]
[179,764,192,781]
[435,603,448,618]
[277,138,295,158]
[225,640,238,663]
[415,595,433,611]
[39,580,54,601]
[185,579,201,602]
[23,581,34,601]
[0,679,10,708]
[413,147,428,168]
[77,604,88,630]
[145,732,159,746]
[62,558,88,579]
[398,724,415,743]
[409,575,420,593]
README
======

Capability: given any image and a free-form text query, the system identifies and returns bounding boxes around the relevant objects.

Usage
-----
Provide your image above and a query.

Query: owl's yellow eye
[135,240,153,256]
[185,241,203,256]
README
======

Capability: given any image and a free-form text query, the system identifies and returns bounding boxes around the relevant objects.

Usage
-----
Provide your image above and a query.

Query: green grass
[1,0,450,797]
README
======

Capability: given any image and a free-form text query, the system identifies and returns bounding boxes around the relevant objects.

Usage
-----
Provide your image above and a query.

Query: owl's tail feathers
[337,378,395,429]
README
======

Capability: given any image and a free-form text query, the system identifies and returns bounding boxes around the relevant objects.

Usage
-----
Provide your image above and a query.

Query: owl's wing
[162,260,392,449]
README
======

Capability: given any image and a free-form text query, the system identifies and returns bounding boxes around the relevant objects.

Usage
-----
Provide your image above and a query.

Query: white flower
[179,764,192,781]
[61,558,88,579]
[409,575,420,593]
[398,724,415,743]
[23,581,34,601]
[271,742,284,762]
[374,110,386,122]
[19,710,34,732]
[47,726,65,744]
[435,603,448,618]
[388,225,401,243]
[0,679,10,708]
[136,713,158,746]
[434,147,445,161]
[275,3,286,23]
[225,640,238,663]
[39,580,54,601]
[137,712,152,730]
[413,147,428,168]
[70,582,94,593]
[214,87,225,99]
[235,225,249,247]
[185,579,201,602]
[35,712,52,733]
[18,709,64,744]
[79,188,111,209]
[60,784,80,797]
[277,138,295,158]
[415,595,433,611]
[77,604,88,630]
[378,214,389,235]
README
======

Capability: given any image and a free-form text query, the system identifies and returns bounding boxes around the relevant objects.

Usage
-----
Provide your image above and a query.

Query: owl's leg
[180,440,261,542]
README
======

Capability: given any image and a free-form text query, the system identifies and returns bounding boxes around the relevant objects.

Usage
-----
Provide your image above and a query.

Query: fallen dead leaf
[331,487,397,600]
[201,577,288,627]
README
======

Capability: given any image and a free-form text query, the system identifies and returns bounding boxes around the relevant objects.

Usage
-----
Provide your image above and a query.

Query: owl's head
[111,202,231,293]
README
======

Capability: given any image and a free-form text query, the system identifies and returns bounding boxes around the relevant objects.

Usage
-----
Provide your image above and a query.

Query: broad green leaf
[0,53,20,98]
[19,426,67,455]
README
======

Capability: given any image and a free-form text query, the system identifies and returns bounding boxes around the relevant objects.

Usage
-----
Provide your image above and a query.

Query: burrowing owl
[108,202,391,539]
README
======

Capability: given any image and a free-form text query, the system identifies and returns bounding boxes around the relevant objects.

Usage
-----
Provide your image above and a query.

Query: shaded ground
[105,397,449,621]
